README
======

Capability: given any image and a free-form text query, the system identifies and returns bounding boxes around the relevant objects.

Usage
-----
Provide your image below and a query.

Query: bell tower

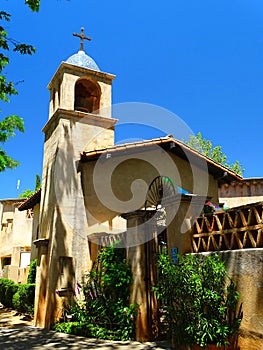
[47,27,115,120]
[35,28,117,328]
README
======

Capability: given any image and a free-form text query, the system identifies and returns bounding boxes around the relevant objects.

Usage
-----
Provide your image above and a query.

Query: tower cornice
[42,108,118,135]
[48,62,115,90]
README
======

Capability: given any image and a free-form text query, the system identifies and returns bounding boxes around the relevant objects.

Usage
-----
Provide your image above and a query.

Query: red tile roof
[80,136,242,185]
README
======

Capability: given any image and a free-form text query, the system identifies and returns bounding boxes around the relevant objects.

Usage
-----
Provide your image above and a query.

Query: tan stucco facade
[203,249,263,350]
[0,199,32,283]
[80,150,219,223]
[33,57,118,328]
[35,52,224,331]
[48,62,115,119]
[30,45,263,350]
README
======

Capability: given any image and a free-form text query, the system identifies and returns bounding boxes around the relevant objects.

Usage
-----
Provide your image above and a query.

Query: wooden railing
[192,202,263,253]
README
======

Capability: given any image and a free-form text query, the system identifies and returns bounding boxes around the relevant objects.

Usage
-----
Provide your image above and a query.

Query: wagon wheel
[145,176,177,209]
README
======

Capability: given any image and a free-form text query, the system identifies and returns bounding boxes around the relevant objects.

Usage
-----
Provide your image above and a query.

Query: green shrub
[12,283,35,315]
[153,253,242,348]
[0,278,18,308]
[27,259,38,284]
[53,321,134,341]
[54,243,138,341]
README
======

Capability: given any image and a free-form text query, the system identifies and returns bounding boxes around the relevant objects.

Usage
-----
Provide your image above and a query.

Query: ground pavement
[0,306,172,349]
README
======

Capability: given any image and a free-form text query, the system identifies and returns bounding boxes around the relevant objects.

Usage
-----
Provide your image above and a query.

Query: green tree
[0,1,39,172]
[35,174,41,190]
[19,173,41,198]
[184,132,244,176]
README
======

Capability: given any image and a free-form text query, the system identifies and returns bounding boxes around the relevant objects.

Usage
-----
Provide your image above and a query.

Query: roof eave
[80,137,242,185]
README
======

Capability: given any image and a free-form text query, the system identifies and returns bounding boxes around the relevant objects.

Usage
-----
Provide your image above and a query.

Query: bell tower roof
[66,50,100,71]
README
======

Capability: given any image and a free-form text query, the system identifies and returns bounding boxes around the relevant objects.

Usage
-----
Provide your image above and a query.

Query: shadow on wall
[221,249,263,342]
[36,130,77,327]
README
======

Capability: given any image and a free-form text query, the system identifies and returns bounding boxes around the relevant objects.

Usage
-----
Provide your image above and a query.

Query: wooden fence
[192,201,263,253]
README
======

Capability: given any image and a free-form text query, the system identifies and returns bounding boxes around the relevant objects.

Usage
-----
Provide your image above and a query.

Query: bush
[153,253,242,348]
[53,243,138,341]
[27,259,37,284]
[12,283,35,315]
[0,278,18,308]
[53,321,133,341]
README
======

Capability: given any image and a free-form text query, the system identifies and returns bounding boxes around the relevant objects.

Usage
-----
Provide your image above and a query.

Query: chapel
[21,28,251,342]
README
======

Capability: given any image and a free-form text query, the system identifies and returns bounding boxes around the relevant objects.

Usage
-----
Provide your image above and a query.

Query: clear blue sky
[1,0,263,199]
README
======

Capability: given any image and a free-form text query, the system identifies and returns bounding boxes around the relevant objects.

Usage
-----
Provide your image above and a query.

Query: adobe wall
[48,63,114,119]
[0,200,32,269]
[203,249,263,350]
[80,149,219,233]
[35,110,117,328]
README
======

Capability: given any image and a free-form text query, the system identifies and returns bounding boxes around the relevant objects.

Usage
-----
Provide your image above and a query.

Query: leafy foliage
[54,243,138,341]
[0,278,18,308]
[19,174,41,198]
[184,132,244,176]
[27,259,38,284]
[0,278,35,315]
[153,253,242,348]
[19,189,34,198]
[12,283,35,315]
[25,0,40,12]
[53,321,136,341]
[35,174,41,190]
[0,2,39,172]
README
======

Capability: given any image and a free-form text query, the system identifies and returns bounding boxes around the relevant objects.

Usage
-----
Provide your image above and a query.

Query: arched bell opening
[74,78,101,113]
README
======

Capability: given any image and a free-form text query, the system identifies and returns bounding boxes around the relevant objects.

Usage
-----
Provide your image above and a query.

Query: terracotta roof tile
[80,136,242,185]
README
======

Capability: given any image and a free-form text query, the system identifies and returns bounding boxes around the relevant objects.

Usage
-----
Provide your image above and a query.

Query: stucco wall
[202,249,263,350]
[0,200,32,259]
[80,148,220,231]
[48,63,114,118]
[220,196,263,209]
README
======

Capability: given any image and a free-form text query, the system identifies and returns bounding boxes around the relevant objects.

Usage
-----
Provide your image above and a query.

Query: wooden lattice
[192,202,263,252]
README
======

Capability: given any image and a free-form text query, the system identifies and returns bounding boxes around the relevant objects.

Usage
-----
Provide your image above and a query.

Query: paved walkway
[0,306,172,349]
[0,327,172,350]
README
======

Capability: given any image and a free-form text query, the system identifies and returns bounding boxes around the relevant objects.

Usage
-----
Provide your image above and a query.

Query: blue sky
[0,0,263,198]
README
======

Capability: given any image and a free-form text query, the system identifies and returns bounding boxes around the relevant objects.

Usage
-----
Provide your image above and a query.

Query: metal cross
[73,27,92,51]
